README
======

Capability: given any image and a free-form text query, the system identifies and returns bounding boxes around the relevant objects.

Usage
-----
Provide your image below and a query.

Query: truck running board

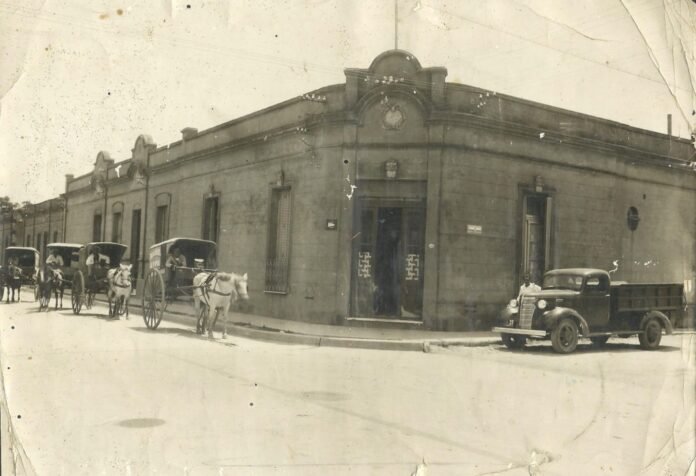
[492,327,546,337]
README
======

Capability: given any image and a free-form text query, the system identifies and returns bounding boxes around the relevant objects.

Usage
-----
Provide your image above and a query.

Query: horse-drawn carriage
[1,247,40,302]
[141,238,218,330]
[142,237,248,338]
[70,242,131,317]
[34,243,82,311]
[45,243,82,286]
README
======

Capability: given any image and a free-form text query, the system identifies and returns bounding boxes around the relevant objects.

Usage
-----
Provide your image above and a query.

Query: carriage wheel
[142,269,165,329]
[71,271,84,315]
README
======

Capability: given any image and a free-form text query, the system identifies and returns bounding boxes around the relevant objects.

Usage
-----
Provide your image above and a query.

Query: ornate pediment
[127,134,156,185]
[344,49,447,109]
[90,151,113,196]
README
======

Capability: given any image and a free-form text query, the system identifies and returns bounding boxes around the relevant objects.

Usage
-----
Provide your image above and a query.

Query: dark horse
[3,263,22,303]
[37,268,64,311]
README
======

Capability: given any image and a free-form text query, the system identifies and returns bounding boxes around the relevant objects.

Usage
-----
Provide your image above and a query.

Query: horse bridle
[112,268,131,289]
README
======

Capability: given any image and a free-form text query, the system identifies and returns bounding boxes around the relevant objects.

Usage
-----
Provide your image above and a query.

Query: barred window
[265,187,292,293]
[42,231,48,256]
[93,213,102,242]
[111,212,123,243]
[202,196,219,243]
[155,205,169,243]
[26,234,31,247]
[53,231,58,243]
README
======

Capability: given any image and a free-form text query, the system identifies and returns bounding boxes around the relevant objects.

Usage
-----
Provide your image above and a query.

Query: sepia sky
[0,0,694,203]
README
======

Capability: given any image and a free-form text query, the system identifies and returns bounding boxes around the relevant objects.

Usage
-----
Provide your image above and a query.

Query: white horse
[192,271,249,338]
[107,264,132,319]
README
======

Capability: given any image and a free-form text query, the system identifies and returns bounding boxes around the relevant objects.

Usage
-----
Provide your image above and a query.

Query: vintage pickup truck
[492,268,684,354]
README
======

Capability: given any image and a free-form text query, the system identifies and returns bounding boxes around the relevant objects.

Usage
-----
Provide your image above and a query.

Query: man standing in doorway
[517,273,541,302]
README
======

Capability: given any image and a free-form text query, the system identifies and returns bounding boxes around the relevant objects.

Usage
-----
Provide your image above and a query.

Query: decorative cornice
[426,111,693,168]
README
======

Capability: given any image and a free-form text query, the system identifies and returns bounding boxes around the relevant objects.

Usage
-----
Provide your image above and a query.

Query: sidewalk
[103,293,501,352]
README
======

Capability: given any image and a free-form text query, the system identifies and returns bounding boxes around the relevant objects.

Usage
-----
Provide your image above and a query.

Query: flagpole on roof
[394,0,398,49]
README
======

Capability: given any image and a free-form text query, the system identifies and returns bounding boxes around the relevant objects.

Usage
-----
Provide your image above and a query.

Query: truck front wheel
[551,318,578,354]
[638,317,662,350]
[501,334,526,349]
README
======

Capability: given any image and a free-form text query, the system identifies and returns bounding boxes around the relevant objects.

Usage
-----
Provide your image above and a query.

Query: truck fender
[640,311,674,335]
[543,307,590,337]
[498,304,518,323]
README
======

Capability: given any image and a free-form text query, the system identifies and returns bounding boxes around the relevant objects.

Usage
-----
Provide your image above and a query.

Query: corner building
[64,50,696,330]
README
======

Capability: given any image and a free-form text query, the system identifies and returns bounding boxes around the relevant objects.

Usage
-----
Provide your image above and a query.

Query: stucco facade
[62,50,696,330]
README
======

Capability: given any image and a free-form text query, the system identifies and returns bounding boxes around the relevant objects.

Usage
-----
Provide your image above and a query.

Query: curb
[159,304,500,352]
[86,295,500,352]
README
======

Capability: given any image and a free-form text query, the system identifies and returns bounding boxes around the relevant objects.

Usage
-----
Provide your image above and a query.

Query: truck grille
[520,297,536,329]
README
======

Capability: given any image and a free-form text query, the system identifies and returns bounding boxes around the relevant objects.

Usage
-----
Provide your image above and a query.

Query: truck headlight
[537,299,547,310]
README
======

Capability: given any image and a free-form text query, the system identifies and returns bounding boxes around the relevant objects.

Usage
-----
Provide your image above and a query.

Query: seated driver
[86,248,110,286]
[45,249,64,277]
[165,248,186,295]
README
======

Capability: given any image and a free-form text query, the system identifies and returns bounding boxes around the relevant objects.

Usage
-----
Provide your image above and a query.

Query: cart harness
[111,269,131,288]
[200,273,233,306]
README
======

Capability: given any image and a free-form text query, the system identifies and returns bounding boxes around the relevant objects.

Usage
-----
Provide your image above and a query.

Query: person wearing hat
[45,248,65,282]
[46,248,64,272]
[86,247,110,287]
[165,247,186,297]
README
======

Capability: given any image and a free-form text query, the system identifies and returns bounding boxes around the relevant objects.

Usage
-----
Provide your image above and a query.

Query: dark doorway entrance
[351,199,425,319]
[522,194,552,286]
[374,207,401,315]
[131,209,141,279]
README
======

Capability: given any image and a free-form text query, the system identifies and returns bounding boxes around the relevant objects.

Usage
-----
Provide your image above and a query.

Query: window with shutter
[202,196,219,243]
[155,205,169,243]
[112,212,123,243]
[265,187,291,293]
[93,214,102,242]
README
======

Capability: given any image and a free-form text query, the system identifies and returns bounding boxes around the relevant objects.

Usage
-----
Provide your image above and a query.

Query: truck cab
[493,268,681,354]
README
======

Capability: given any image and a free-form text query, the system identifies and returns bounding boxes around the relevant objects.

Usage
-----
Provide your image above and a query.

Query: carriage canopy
[4,247,40,269]
[149,238,217,272]
[78,242,129,269]
[46,243,82,268]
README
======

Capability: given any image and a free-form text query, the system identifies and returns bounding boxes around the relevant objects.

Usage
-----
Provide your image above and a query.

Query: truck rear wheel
[501,334,526,349]
[638,317,662,350]
[551,318,578,354]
